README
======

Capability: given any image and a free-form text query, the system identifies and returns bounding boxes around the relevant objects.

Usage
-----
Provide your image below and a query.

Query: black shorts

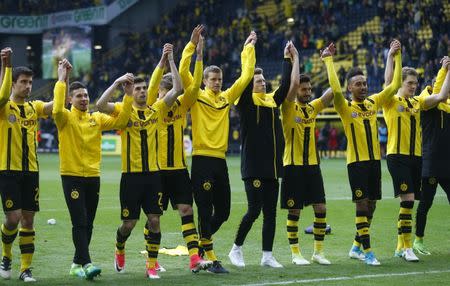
[387,154,422,198]
[120,172,163,220]
[0,171,39,212]
[347,160,382,202]
[281,165,326,209]
[191,155,230,212]
[160,169,193,210]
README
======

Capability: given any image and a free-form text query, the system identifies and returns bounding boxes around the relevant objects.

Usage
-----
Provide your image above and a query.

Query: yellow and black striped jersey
[324,53,402,164]
[179,41,255,159]
[0,67,46,172]
[383,94,425,156]
[281,98,325,166]
[115,100,168,173]
[53,81,133,177]
[147,60,203,170]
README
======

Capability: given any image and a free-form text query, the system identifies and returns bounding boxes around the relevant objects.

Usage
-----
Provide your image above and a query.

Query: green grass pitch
[1,154,449,285]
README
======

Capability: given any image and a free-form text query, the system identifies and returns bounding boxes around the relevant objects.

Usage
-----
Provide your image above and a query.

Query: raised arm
[0,48,6,89]
[384,40,399,86]
[273,41,294,106]
[0,48,12,109]
[322,43,345,111]
[52,59,71,128]
[224,31,257,103]
[179,25,204,88]
[43,57,71,116]
[96,73,134,114]
[162,44,183,107]
[376,40,402,105]
[421,58,450,110]
[432,56,449,95]
[182,35,204,109]
[147,48,168,106]
[285,42,299,102]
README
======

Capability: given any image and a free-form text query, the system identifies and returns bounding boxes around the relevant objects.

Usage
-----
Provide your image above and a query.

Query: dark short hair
[133,77,145,85]
[254,67,263,75]
[346,67,364,84]
[160,73,173,90]
[69,81,87,95]
[203,65,222,79]
[299,74,311,84]
[402,67,418,82]
[12,66,33,82]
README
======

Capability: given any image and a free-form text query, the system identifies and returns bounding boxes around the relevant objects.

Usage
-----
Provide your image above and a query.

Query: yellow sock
[19,228,35,272]
[313,213,326,253]
[355,214,371,253]
[1,224,18,260]
[146,232,161,269]
[396,219,404,251]
[199,238,217,261]
[400,202,413,248]
[287,214,300,255]
[181,215,199,257]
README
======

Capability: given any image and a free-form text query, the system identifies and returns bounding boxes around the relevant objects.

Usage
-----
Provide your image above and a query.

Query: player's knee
[121,220,137,233]
[246,208,261,222]
[5,211,21,229]
[417,201,432,214]
[178,204,193,216]
[313,204,326,214]
[147,215,160,230]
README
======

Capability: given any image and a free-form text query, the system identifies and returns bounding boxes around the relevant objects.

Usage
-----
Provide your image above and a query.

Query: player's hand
[440,56,450,70]
[123,76,134,96]
[57,59,70,82]
[114,73,134,87]
[63,59,72,82]
[190,25,204,46]
[290,42,299,59]
[163,43,174,61]
[196,35,204,57]
[284,41,291,58]
[321,43,336,59]
[1,47,13,67]
[388,39,401,56]
[244,31,257,46]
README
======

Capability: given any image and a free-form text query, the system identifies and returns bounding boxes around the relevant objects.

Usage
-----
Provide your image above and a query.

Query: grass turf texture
[1,154,449,285]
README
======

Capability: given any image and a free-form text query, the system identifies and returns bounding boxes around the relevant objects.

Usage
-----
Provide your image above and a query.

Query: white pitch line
[236,269,450,286]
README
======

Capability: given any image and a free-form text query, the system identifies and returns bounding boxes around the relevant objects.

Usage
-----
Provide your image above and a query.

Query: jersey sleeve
[147,66,164,106]
[52,81,70,129]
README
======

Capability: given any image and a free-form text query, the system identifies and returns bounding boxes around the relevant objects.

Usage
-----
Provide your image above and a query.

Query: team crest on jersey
[355,189,363,198]
[295,116,302,123]
[400,183,408,192]
[363,101,373,110]
[287,199,295,208]
[253,179,261,188]
[5,199,13,209]
[203,181,212,191]
[88,118,97,126]
[428,177,437,185]
[8,114,16,123]
[351,112,358,118]
[122,208,129,218]
[71,189,79,199]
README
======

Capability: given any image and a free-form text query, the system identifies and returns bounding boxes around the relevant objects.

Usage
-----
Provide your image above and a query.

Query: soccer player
[383,51,450,261]
[53,59,133,280]
[179,26,256,273]
[281,44,334,266]
[96,43,188,279]
[145,38,213,272]
[414,57,450,255]
[323,41,402,265]
[0,47,54,282]
[228,41,294,268]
